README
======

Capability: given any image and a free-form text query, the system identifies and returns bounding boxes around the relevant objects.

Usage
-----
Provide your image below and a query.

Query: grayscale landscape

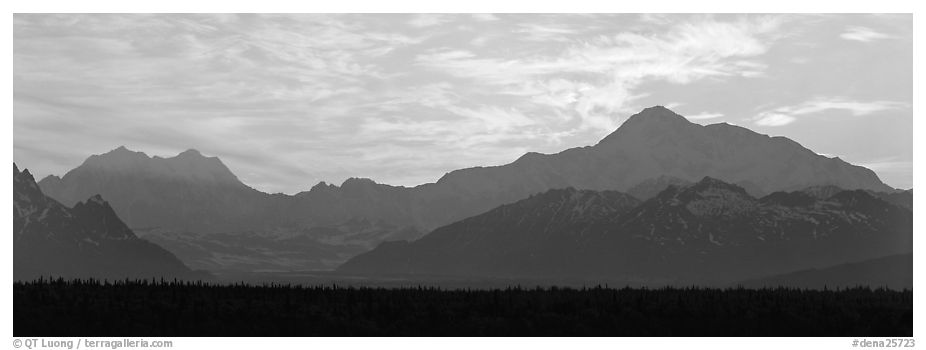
[13,13,913,337]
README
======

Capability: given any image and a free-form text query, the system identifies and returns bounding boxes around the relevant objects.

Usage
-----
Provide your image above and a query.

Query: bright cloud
[685,112,725,120]
[13,14,913,192]
[754,97,908,127]
[840,26,892,42]
[755,113,797,127]
[415,15,786,134]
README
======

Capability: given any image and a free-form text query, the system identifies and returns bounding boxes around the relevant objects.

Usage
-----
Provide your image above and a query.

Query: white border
[4,0,922,348]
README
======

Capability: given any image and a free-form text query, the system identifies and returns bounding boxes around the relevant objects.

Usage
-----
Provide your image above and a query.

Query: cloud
[754,97,908,127]
[446,105,537,132]
[416,15,786,133]
[14,14,437,193]
[408,14,451,28]
[855,157,913,190]
[14,14,912,193]
[840,26,892,42]
[859,159,912,172]
[15,14,790,192]
[755,113,797,127]
[685,112,725,120]
[515,23,579,42]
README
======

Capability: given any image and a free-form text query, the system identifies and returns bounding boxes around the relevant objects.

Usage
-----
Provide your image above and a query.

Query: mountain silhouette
[339,188,641,277]
[14,163,205,280]
[415,106,892,228]
[340,177,911,285]
[626,175,693,200]
[38,147,280,234]
[35,106,901,272]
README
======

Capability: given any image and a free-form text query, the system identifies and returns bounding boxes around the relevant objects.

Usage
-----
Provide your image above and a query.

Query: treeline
[14,278,912,336]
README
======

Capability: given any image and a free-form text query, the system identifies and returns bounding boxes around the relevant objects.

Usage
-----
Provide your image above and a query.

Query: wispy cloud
[860,159,912,172]
[416,16,786,134]
[515,23,579,42]
[685,112,725,120]
[840,26,892,42]
[13,14,912,192]
[856,157,913,189]
[754,97,908,127]
[754,113,797,127]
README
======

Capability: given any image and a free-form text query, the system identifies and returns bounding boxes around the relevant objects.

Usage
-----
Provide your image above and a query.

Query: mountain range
[33,106,906,274]
[339,177,912,285]
[14,164,204,280]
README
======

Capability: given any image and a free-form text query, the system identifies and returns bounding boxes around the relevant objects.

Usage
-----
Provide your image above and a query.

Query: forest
[14,278,912,337]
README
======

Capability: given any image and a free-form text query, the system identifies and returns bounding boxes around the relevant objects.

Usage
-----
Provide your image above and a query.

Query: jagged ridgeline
[38,106,895,238]
[13,164,207,281]
[340,177,912,285]
[26,106,912,281]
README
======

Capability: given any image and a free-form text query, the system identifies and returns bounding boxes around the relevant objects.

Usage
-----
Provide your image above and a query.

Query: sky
[13,14,913,194]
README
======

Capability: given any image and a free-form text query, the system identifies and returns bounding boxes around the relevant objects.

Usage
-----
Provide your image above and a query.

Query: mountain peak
[341,177,377,188]
[87,194,106,205]
[696,176,728,186]
[305,181,338,195]
[177,149,204,158]
[801,185,845,200]
[597,106,694,147]
[73,194,110,210]
[13,163,41,195]
[106,145,146,156]
[684,176,753,199]
[63,146,245,188]
[39,174,61,182]
[624,105,691,125]
[627,175,693,200]
[18,167,35,183]
[89,146,151,166]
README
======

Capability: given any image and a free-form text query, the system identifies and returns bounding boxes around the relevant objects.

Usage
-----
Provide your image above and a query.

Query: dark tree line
[14,278,912,336]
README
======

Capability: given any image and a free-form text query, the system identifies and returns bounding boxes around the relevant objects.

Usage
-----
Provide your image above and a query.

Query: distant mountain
[737,254,912,290]
[626,175,692,200]
[36,148,424,271]
[584,179,911,283]
[410,106,894,228]
[14,163,204,280]
[340,177,911,285]
[285,178,419,229]
[307,106,897,232]
[870,189,913,210]
[339,188,641,276]
[35,106,900,272]
[38,147,276,234]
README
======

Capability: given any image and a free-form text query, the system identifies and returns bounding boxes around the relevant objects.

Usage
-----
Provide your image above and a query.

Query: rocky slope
[14,163,204,280]
[340,177,911,285]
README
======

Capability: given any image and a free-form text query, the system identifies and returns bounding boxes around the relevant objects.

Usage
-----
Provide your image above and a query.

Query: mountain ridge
[14,163,205,281]
[32,106,902,272]
[340,176,911,284]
